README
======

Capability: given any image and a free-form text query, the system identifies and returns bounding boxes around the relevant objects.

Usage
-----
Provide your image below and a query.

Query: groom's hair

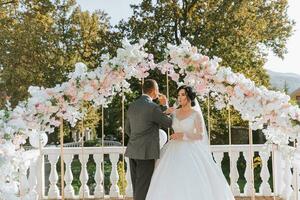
[143,79,157,94]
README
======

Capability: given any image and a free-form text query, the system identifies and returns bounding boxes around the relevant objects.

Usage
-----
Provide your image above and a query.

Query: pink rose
[83,93,92,101]
[90,80,99,89]
[196,82,207,94]
[226,86,234,96]
[170,72,180,82]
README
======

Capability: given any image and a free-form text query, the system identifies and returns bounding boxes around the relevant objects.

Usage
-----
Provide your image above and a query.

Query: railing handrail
[41,144,268,154]
[41,146,126,154]
[28,144,299,199]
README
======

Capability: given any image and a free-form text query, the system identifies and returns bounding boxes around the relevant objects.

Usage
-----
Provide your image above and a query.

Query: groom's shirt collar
[142,94,152,101]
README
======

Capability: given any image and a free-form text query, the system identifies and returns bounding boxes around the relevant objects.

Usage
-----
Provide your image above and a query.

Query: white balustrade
[94,154,105,198]
[19,161,30,198]
[291,164,300,200]
[273,149,284,196]
[229,151,240,196]
[212,151,223,169]
[125,157,133,197]
[109,153,120,198]
[28,157,38,199]
[282,158,294,199]
[64,154,75,198]
[243,150,254,196]
[259,151,272,195]
[79,152,90,198]
[19,150,40,200]
[47,154,60,198]
[18,145,298,199]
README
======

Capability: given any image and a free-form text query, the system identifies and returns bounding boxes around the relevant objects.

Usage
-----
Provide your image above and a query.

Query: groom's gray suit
[125,95,172,200]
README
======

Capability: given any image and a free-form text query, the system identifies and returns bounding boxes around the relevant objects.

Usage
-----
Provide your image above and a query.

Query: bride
[146,85,235,200]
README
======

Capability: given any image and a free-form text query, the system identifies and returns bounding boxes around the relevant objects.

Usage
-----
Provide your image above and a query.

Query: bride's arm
[182,112,203,140]
[171,112,203,140]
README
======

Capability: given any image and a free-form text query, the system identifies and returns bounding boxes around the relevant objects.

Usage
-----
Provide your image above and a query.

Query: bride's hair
[177,85,197,106]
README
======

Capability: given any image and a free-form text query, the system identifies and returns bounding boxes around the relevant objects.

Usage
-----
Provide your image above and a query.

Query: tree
[0,0,113,107]
[117,0,294,144]
[0,0,294,145]
[0,0,118,142]
[118,0,293,86]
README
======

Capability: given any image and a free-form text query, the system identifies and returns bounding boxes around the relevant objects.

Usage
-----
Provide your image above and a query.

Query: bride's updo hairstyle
[177,85,197,107]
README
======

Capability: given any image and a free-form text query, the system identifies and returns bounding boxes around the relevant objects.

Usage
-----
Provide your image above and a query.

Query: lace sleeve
[182,112,203,141]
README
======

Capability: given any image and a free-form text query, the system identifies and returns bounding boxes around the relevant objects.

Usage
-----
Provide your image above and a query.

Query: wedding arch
[0,38,299,199]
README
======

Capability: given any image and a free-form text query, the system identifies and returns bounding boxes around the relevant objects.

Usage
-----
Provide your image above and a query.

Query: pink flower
[83,93,92,101]
[183,58,192,66]
[191,47,198,54]
[65,85,77,98]
[269,112,277,122]
[195,82,207,94]
[245,91,254,97]
[226,86,234,96]
[199,56,209,64]
[148,54,154,60]
[170,72,180,82]
[50,117,61,127]
[13,134,26,149]
[48,106,59,113]
[90,80,99,89]
[35,103,46,112]
[45,89,54,96]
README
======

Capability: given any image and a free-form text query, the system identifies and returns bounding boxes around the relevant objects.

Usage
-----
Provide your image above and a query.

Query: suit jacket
[124,95,172,160]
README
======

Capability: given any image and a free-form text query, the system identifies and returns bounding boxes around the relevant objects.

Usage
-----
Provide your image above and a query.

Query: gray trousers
[129,159,155,200]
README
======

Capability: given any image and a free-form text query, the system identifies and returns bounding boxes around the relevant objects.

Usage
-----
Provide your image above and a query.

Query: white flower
[191,53,201,61]
[251,120,264,130]
[28,86,50,104]
[226,73,237,85]
[28,130,48,148]
[68,62,88,79]
[121,38,131,49]
[83,84,94,94]
[7,118,26,131]
[61,106,84,127]
[87,71,96,80]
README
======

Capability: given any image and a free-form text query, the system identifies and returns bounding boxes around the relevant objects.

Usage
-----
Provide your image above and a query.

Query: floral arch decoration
[0,38,300,199]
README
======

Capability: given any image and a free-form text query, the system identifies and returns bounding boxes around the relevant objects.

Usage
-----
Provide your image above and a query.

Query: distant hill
[267,70,300,94]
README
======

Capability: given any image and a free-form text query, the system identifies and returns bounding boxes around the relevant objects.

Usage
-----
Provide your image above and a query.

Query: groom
[125,79,172,200]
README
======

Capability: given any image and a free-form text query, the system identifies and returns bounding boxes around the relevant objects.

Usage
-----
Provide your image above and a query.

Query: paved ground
[235,197,282,200]
[101,197,282,200]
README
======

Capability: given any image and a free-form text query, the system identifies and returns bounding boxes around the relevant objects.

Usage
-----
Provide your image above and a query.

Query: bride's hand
[164,107,175,115]
[170,132,184,140]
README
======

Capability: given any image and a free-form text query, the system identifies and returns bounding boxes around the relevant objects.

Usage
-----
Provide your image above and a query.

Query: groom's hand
[158,94,168,106]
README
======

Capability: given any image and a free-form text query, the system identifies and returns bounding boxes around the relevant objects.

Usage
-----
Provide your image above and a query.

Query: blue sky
[77,0,300,75]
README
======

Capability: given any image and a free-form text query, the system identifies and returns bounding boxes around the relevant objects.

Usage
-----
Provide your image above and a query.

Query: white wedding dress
[146,111,235,200]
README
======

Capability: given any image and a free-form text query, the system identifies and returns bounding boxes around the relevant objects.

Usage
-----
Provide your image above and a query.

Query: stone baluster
[64,154,75,198]
[47,154,60,198]
[229,151,241,196]
[109,153,120,198]
[243,151,254,196]
[94,153,105,198]
[259,151,272,195]
[125,157,133,197]
[79,153,90,198]
[281,158,293,200]
[28,158,38,199]
[212,152,223,169]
